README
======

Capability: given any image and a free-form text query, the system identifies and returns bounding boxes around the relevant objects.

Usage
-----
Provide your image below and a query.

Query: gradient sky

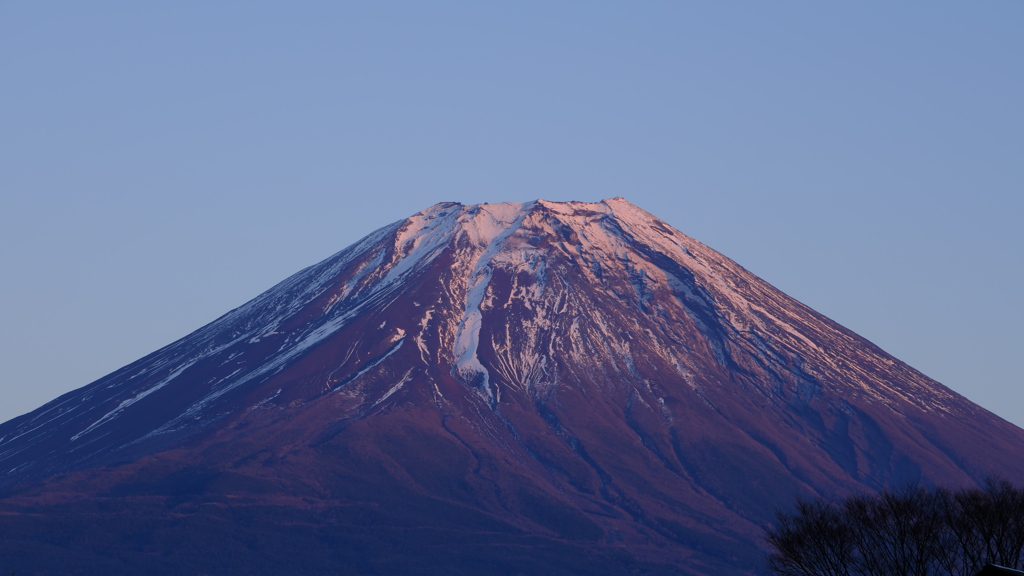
[1,2,1021,427]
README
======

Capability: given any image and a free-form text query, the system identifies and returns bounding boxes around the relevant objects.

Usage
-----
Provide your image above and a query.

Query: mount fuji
[2,198,1022,575]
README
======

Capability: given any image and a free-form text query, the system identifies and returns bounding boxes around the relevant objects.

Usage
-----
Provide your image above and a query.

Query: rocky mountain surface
[2,198,1022,575]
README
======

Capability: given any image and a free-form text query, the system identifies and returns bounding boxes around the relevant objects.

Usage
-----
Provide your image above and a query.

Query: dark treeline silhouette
[765,478,1024,576]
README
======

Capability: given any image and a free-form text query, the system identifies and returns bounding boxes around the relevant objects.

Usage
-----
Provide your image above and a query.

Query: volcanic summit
[2,198,1022,575]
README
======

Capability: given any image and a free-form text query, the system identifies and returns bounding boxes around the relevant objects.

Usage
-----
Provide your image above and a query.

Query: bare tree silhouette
[765,478,1024,576]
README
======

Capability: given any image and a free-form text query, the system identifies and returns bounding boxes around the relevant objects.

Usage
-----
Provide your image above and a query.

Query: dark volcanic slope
[2,198,1022,575]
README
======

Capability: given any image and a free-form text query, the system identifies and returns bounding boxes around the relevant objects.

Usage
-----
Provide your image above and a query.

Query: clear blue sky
[2,2,1021,427]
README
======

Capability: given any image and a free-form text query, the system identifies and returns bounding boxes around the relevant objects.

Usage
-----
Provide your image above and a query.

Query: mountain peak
[406,197,660,236]
[394,197,689,277]
[3,198,1023,575]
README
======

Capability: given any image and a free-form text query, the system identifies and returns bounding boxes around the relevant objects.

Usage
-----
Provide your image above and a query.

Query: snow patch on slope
[71,359,198,441]
[452,203,535,404]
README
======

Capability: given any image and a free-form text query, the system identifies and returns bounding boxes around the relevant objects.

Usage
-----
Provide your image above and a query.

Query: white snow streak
[451,203,535,403]
[371,369,414,408]
[71,359,198,441]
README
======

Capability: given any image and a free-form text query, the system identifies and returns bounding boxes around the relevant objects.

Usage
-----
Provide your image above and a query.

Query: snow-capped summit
[1,198,1022,575]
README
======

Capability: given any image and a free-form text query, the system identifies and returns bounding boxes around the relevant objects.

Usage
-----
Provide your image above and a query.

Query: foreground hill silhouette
[2,198,1022,575]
